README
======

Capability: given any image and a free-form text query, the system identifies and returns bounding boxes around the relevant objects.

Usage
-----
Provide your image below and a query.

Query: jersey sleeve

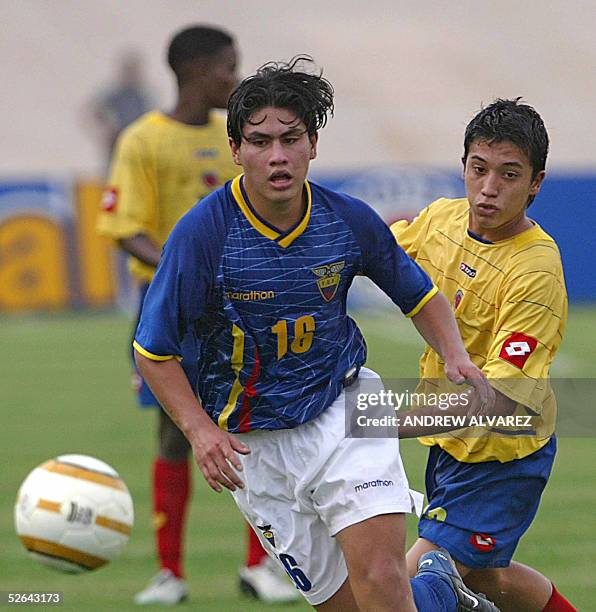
[96,128,157,240]
[390,200,439,259]
[483,250,567,413]
[133,200,224,361]
[339,198,437,316]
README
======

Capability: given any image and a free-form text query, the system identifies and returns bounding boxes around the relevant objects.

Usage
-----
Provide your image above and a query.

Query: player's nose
[269,139,288,164]
[480,172,500,196]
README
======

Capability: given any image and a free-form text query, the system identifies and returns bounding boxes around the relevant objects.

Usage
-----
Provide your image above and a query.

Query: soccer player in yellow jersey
[97,25,298,606]
[392,99,576,611]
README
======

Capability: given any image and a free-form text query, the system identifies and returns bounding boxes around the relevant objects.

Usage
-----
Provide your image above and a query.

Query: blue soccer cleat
[416,548,500,611]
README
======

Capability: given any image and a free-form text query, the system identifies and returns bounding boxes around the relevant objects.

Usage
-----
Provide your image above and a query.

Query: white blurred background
[2,0,595,174]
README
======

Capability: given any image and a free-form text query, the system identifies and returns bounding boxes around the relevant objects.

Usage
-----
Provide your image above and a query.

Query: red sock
[543,584,577,611]
[153,458,190,578]
[245,524,268,567]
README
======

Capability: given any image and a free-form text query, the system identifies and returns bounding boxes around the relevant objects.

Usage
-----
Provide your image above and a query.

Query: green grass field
[1,307,595,610]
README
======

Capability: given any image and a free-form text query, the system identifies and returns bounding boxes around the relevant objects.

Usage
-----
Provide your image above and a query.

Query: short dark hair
[227,56,334,146]
[167,25,234,84]
[463,98,549,178]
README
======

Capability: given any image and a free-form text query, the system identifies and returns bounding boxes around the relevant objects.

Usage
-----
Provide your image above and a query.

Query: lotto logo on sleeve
[499,332,538,369]
[100,187,118,212]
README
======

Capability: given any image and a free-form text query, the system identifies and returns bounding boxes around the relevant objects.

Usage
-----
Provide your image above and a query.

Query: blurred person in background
[393,99,575,611]
[96,25,298,606]
[90,50,154,171]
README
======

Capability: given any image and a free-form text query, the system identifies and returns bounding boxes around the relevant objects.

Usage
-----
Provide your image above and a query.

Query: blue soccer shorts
[418,436,556,569]
[131,283,199,408]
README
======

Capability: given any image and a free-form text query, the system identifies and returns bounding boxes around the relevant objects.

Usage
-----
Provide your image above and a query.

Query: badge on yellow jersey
[499,332,538,369]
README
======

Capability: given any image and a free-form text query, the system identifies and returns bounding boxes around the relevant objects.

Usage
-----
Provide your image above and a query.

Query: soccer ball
[14,454,134,573]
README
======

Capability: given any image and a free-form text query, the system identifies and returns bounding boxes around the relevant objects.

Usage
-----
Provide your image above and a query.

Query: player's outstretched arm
[410,292,495,410]
[134,352,251,493]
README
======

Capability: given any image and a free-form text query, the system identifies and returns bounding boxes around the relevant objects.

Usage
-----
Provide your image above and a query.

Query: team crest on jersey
[311,261,345,302]
[202,172,219,188]
[100,187,118,212]
[470,533,496,552]
[454,289,464,310]
[257,524,276,548]
[499,332,538,369]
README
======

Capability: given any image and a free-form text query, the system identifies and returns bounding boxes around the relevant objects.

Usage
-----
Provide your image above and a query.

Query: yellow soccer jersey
[391,198,568,463]
[96,110,238,282]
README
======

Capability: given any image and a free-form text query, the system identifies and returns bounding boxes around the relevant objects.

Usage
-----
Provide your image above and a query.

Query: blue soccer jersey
[134,175,437,432]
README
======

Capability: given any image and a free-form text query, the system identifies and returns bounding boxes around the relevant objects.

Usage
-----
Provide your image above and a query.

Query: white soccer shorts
[231,368,416,606]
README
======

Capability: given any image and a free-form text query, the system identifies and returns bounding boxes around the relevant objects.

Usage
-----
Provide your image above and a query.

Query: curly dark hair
[227,56,334,146]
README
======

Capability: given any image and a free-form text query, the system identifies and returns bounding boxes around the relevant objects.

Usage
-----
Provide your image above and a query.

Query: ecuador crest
[311,261,345,302]
[257,524,276,548]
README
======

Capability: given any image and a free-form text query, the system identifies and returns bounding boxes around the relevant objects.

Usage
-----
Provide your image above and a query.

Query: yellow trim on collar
[278,180,312,248]
[231,175,279,240]
[230,175,311,248]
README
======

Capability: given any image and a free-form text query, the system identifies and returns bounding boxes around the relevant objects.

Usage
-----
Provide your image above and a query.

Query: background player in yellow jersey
[392,99,576,611]
[97,25,298,605]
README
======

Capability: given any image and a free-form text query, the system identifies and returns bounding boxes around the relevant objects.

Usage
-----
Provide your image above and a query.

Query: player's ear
[529,170,545,196]
[461,155,467,180]
[229,138,242,166]
[309,133,318,160]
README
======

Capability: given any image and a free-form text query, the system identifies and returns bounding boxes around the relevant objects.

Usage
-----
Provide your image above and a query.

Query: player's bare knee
[350,555,409,596]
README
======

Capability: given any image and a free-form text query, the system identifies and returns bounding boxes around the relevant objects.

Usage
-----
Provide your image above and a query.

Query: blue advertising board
[312,168,595,302]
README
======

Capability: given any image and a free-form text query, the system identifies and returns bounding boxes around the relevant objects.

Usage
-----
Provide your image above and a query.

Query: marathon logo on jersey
[100,187,118,213]
[470,533,496,553]
[460,262,477,278]
[454,289,464,310]
[311,260,345,302]
[499,332,538,369]
[225,290,276,302]
[257,524,276,548]
[354,479,394,493]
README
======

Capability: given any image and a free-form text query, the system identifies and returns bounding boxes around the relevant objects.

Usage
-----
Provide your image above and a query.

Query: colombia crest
[311,261,345,302]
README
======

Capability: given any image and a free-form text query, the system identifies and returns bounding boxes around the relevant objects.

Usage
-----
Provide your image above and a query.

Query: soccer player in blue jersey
[134,57,498,611]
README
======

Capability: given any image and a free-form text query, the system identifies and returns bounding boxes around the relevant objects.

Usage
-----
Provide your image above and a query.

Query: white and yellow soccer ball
[14,454,134,573]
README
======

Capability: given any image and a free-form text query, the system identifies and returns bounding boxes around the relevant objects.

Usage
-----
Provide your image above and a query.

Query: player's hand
[444,355,495,416]
[190,421,251,493]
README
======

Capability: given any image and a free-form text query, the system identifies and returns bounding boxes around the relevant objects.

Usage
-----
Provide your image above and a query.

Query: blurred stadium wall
[1,1,594,311]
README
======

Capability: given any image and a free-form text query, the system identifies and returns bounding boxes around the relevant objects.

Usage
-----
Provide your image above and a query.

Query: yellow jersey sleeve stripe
[231,175,280,240]
[132,340,179,362]
[405,285,439,318]
[218,324,245,431]
[277,180,312,248]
